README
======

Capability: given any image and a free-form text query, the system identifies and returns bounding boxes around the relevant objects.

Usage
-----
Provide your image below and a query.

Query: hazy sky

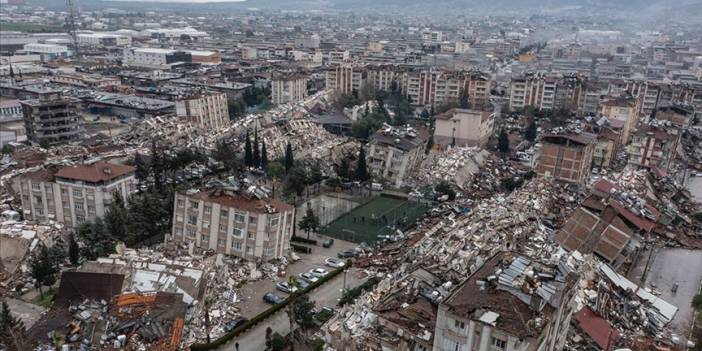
[104,0,247,2]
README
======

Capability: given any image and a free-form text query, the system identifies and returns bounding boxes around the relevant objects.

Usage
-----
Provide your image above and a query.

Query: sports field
[320,195,428,243]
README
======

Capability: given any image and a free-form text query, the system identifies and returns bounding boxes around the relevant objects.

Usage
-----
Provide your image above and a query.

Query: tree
[354,147,369,182]
[525,119,537,142]
[244,130,253,167]
[420,108,430,119]
[435,181,456,201]
[284,143,294,173]
[0,300,33,351]
[267,161,284,179]
[286,165,308,196]
[261,139,268,169]
[212,141,239,171]
[134,153,150,184]
[292,294,317,335]
[1,144,13,155]
[298,206,320,239]
[77,218,115,260]
[270,332,287,351]
[425,135,434,154]
[337,158,350,180]
[30,246,58,298]
[692,293,702,310]
[105,191,130,243]
[459,88,470,109]
[253,129,260,168]
[68,234,79,266]
[498,129,510,154]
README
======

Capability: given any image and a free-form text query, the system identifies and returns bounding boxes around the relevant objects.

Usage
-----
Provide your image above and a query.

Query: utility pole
[66,0,80,59]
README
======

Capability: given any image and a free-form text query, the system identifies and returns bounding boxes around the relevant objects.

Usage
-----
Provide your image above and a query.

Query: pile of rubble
[410,147,490,190]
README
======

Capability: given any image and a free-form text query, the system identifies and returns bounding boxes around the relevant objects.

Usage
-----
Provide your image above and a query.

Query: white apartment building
[271,75,308,105]
[14,162,137,228]
[325,64,364,95]
[0,98,22,122]
[122,48,189,68]
[22,43,70,61]
[509,74,557,111]
[434,108,495,148]
[367,126,429,188]
[169,190,295,260]
[175,91,230,130]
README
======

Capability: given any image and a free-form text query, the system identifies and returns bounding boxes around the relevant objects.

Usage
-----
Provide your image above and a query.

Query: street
[4,298,47,329]
[221,267,366,351]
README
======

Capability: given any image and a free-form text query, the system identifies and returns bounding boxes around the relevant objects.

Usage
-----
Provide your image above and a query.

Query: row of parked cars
[263,257,347,305]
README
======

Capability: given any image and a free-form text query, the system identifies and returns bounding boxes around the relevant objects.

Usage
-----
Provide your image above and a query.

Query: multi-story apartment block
[628,123,681,171]
[169,189,294,260]
[433,108,495,148]
[326,64,491,108]
[367,126,429,188]
[14,162,137,227]
[122,48,191,68]
[508,73,557,111]
[325,64,364,95]
[599,92,641,144]
[175,91,230,130]
[271,74,308,105]
[21,89,83,146]
[654,103,695,127]
[536,133,596,185]
[432,252,577,351]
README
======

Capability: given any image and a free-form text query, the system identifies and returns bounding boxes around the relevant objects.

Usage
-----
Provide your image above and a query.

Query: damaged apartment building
[367,124,430,188]
[168,187,295,260]
[13,161,137,228]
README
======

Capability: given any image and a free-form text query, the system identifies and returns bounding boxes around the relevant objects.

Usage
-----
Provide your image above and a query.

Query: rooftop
[185,190,294,214]
[54,162,136,183]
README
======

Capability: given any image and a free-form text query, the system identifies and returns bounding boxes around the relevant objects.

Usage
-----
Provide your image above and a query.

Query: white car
[298,272,320,283]
[309,268,329,278]
[325,258,346,268]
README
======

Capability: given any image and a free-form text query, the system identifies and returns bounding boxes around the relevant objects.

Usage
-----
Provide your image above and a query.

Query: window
[234,212,246,223]
[204,206,211,214]
[176,228,183,236]
[219,224,227,232]
[186,229,196,238]
[232,227,243,237]
[87,205,95,213]
[191,201,199,209]
[35,208,44,216]
[232,241,242,251]
[177,199,185,207]
[220,209,229,217]
[269,215,280,227]
[263,247,274,257]
[247,232,255,240]
[34,195,42,203]
[73,189,82,197]
[249,216,257,223]
[176,214,183,222]
[491,337,506,350]
[187,214,198,225]
[246,246,253,254]
[75,203,84,211]
[454,319,465,330]
[201,235,210,243]
[32,183,41,190]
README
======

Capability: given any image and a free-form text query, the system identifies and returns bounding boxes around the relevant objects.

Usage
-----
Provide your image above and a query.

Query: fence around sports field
[319,194,429,243]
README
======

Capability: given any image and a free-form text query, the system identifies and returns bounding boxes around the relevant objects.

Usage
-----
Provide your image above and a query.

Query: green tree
[68,234,79,266]
[425,135,434,154]
[298,206,320,239]
[253,129,260,168]
[77,218,115,260]
[292,294,317,335]
[244,130,253,167]
[354,147,369,182]
[105,192,130,244]
[459,88,470,109]
[30,246,58,298]
[692,293,702,310]
[498,129,510,154]
[212,141,239,171]
[261,139,268,170]
[0,300,33,351]
[267,161,284,179]
[286,165,308,196]
[134,153,150,184]
[270,332,287,351]
[1,144,13,155]
[337,158,350,180]
[525,119,537,142]
[284,143,294,173]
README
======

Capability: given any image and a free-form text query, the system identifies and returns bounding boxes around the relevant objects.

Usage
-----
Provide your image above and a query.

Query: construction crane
[66,0,80,59]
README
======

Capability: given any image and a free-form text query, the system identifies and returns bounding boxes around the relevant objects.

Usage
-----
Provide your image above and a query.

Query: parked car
[337,249,356,258]
[309,268,329,278]
[295,279,310,290]
[322,238,334,248]
[298,272,320,283]
[223,317,248,332]
[263,292,285,305]
[325,257,346,268]
[276,281,299,294]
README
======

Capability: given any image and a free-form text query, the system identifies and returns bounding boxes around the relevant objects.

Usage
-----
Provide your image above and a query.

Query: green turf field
[320,195,428,243]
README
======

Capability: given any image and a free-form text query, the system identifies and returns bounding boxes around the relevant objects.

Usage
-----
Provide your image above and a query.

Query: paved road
[221,268,365,351]
[634,248,702,343]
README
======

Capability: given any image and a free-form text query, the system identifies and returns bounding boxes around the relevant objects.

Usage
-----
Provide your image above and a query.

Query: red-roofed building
[13,162,136,228]
[169,189,295,260]
[537,133,596,185]
[627,123,681,171]
[573,307,618,350]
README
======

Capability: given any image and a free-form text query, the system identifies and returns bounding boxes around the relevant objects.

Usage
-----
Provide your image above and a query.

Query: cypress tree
[244,130,253,167]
